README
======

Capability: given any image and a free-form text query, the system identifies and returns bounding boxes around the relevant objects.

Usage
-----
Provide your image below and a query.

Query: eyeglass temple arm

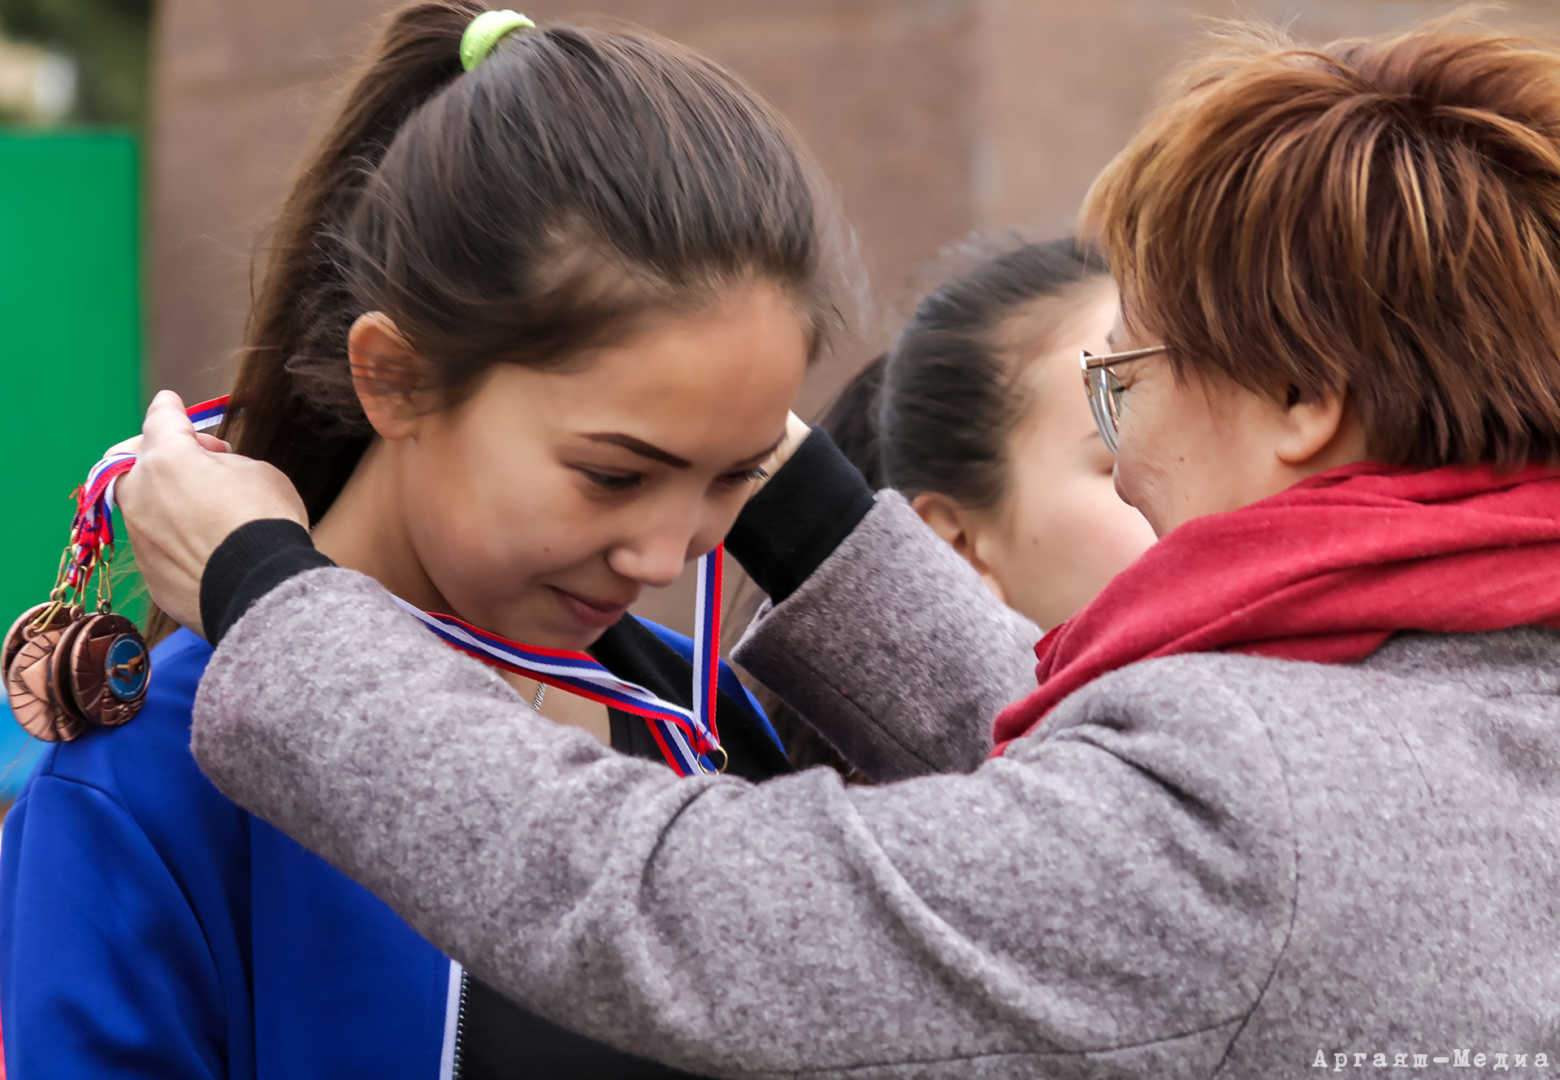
[1082,344,1169,371]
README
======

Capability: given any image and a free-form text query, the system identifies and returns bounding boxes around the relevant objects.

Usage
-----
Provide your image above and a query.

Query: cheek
[404,456,509,582]
[998,471,1152,626]
[398,430,580,599]
[1046,479,1151,563]
[1110,400,1191,537]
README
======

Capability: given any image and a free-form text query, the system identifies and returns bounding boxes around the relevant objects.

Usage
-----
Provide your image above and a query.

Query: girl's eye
[580,469,645,492]
[714,466,769,489]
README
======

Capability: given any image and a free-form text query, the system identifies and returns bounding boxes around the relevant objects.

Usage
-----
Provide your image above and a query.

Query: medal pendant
[3,602,74,677]
[6,617,85,742]
[62,613,149,729]
[7,439,163,743]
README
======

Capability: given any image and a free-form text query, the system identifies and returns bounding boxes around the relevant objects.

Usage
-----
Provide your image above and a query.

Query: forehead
[995,278,1116,357]
[580,287,804,393]
[467,283,808,455]
[1009,286,1118,430]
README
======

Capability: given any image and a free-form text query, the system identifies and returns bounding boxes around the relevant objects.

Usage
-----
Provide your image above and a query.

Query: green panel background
[1,132,143,796]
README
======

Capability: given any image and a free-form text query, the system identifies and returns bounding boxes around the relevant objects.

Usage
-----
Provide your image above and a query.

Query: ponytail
[230,1,485,522]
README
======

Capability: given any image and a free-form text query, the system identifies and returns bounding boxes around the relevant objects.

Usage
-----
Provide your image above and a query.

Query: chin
[1113,473,1145,520]
[508,620,600,653]
[1112,467,1132,504]
[562,626,612,651]
[536,615,618,653]
[1114,467,1171,538]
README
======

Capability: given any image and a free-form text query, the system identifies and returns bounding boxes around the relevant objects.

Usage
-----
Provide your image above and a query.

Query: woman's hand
[116,391,309,638]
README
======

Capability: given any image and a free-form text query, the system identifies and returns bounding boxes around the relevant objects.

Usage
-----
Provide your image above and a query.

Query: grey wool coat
[191,493,1560,1078]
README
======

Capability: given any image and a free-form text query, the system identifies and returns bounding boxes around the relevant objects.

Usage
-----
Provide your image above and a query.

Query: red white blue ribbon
[82,394,726,775]
[391,598,723,775]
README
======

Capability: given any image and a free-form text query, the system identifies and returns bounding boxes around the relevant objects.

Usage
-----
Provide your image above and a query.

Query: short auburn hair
[1082,15,1560,467]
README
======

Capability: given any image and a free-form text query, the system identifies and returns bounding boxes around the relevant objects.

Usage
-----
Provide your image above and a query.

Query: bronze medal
[6,621,83,742]
[47,618,92,735]
[7,426,165,742]
[65,613,149,729]
[3,602,73,676]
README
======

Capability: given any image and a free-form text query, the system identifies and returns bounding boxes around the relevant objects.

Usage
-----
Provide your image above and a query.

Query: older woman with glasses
[108,14,1560,1078]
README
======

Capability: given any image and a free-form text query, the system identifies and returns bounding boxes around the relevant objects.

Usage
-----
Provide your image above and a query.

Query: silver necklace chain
[531,682,548,711]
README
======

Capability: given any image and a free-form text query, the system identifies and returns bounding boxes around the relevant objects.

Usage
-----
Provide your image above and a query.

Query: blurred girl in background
[767,239,1155,771]
[872,238,1155,629]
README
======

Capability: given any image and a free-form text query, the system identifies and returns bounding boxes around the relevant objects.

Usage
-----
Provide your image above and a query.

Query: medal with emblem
[61,613,149,728]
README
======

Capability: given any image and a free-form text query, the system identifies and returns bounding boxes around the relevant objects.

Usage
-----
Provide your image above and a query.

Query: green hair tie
[460,10,536,72]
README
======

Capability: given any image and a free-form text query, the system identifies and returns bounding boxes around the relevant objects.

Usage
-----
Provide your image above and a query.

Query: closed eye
[579,469,645,492]
[714,466,769,489]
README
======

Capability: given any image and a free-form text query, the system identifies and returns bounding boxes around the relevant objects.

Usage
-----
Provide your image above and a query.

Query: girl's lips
[551,587,631,630]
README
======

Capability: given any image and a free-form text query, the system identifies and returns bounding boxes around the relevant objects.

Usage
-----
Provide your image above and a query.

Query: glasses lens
[1084,364,1118,455]
[1105,369,1126,424]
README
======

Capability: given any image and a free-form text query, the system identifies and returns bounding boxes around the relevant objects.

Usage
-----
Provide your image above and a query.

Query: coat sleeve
[733,491,1042,780]
[192,566,1295,1080]
[725,429,1042,780]
[0,774,229,1079]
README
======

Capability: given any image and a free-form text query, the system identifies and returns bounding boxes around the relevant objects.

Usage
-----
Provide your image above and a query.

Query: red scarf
[992,463,1560,753]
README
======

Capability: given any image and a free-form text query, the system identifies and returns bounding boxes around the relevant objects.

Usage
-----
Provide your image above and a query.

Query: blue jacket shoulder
[27,628,218,814]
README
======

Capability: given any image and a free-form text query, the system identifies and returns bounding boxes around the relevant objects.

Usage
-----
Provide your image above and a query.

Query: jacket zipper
[451,968,470,1080]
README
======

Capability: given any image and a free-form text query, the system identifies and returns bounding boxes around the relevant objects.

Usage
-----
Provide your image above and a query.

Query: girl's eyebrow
[582,433,690,468]
[580,432,786,469]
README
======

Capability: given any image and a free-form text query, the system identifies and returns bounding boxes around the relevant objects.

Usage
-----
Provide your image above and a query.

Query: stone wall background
[149,0,1560,630]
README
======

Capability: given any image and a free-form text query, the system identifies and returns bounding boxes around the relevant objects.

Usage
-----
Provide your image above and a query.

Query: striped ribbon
[79,395,725,775]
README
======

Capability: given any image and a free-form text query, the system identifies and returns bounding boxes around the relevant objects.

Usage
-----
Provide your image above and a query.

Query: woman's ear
[1273,385,1351,468]
[348,312,429,442]
[910,492,1009,606]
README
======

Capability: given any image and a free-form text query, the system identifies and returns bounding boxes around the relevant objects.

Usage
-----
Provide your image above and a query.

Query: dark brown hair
[228,1,842,521]
[754,238,1107,776]
[1082,14,1560,467]
[869,238,1106,506]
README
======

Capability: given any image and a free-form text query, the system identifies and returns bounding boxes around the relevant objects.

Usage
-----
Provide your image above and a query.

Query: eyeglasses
[1080,344,1168,454]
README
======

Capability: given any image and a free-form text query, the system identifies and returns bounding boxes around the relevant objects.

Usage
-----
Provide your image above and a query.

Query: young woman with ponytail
[0,4,849,1076]
[758,238,1156,773]
[836,238,1156,630]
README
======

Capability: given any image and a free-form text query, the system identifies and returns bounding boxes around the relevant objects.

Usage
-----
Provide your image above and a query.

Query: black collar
[586,617,789,781]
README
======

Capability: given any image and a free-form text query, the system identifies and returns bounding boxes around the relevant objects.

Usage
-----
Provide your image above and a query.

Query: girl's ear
[348,312,431,441]
[910,492,1009,607]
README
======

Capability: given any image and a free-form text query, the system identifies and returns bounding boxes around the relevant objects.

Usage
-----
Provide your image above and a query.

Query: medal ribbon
[78,395,726,776]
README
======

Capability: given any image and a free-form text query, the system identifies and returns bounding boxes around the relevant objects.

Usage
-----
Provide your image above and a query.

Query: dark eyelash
[581,465,767,493]
[718,466,769,486]
[583,470,644,491]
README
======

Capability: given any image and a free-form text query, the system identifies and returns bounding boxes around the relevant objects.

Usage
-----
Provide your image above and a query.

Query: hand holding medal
[2,394,231,742]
